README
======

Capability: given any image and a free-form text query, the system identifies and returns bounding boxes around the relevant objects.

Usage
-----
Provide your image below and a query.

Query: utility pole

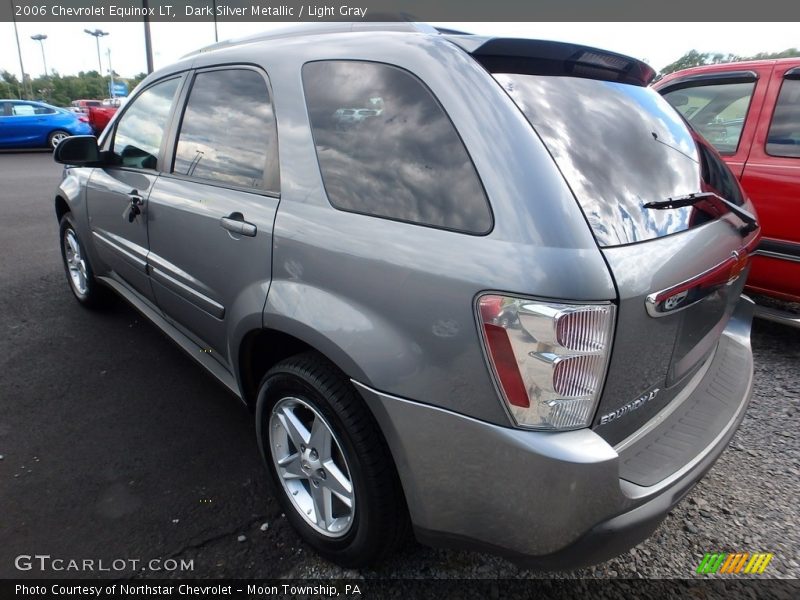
[30,34,48,77]
[10,0,31,98]
[143,0,154,73]
[84,29,109,75]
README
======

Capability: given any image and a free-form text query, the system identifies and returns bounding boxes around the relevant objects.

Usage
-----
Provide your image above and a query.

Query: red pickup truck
[86,105,118,135]
[655,59,800,328]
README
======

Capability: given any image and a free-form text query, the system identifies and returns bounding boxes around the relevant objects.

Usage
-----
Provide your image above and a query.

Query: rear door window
[302,60,492,234]
[662,81,755,154]
[767,77,800,158]
[11,103,36,116]
[172,68,279,192]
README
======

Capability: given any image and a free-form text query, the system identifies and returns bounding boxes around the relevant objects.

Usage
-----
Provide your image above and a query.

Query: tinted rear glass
[495,74,711,247]
[303,61,492,234]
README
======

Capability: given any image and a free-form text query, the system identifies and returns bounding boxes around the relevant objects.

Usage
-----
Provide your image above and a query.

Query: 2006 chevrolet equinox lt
[52,23,760,568]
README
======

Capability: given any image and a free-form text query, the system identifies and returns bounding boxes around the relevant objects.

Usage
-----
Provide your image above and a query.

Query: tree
[0,70,23,99]
[21,70,145,106]
[657,48,800,80]
[130,73,148,89]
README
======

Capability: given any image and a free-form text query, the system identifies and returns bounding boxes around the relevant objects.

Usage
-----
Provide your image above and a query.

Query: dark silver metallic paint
[359,298,752,559]
[53,26,757,566]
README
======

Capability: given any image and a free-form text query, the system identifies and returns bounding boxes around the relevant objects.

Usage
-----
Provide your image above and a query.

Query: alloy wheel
[269,396,355,537]
[63,228,88,296]
[50,132,69,148]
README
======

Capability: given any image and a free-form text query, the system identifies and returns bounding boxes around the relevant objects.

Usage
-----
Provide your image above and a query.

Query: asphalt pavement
[0,152,798,580]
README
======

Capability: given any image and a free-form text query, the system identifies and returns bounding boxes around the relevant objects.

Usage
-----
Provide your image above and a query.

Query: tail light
[477,294,615,430]
[78,116,89,123]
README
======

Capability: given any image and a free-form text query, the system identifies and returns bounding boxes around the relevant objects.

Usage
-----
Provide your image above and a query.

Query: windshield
[495,74,711,247]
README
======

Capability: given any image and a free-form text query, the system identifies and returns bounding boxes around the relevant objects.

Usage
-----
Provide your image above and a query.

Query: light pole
[143,0,154,74]
[30,34,48,77]
[107,48,116,99]
[84,29,109,75]
[212,0,219,42]
[10,0,31,98]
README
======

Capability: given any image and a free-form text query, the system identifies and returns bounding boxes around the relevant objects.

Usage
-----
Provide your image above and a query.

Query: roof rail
[182,21,444,58]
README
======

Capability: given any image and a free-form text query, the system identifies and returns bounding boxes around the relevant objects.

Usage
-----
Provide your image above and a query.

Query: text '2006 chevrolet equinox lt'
[53,23,760,568]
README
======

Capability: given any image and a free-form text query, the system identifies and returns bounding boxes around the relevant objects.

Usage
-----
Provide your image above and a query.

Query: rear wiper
[643,192,758,235]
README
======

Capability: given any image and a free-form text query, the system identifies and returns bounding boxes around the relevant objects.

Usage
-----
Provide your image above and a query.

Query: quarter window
[767,78,800,158]
[173,69,279,192]
[302,61,492,234]
[662,82,755,154]
[112,77,180,170]
[32,104,56,115]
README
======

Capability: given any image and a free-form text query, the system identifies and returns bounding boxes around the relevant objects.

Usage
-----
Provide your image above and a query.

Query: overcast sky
[2,21,798,81]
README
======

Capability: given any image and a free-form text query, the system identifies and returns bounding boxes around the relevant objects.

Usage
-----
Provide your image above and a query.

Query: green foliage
[657,48,800,80]
[0,70,28,99]
[2,70,150,106]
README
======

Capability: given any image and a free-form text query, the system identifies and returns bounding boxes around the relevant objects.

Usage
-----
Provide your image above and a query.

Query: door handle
[127,190,144,223]
[220,212,257,237]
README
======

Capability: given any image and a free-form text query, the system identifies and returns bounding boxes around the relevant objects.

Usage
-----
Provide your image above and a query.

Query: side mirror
[668,92,689,108]
[53,135,101,166]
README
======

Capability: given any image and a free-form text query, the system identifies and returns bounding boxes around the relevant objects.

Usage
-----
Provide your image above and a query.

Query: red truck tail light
[477,295,615,430]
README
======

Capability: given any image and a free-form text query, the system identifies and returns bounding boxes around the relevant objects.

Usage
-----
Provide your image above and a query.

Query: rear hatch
[466,39,760,445]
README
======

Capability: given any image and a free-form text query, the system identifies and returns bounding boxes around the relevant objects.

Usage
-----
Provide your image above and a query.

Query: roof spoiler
[447,36,656,87]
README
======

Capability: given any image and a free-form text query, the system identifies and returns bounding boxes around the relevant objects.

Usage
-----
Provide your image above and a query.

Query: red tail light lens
[482,324,529,408]
[477,295,615,430]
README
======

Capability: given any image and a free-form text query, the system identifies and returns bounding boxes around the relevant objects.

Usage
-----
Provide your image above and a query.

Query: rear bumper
[356,296,754,568]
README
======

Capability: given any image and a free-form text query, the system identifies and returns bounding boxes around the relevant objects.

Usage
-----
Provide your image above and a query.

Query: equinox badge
[600,388,660,424]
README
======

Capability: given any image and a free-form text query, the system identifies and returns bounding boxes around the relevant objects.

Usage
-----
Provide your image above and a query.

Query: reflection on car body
[51,23,760,570]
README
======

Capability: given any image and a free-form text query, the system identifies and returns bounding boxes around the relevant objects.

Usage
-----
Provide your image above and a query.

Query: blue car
[0,100,93,150]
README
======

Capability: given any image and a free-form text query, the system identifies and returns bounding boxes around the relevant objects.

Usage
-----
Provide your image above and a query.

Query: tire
[48,130,70,150]
[59,213,111,309]
[256,352,409,567]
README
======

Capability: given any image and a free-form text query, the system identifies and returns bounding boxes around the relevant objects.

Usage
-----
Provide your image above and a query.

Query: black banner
[3,579,800,600]
[2,0,799,22]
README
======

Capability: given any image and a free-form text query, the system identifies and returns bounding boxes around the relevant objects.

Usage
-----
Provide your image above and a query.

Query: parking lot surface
[1,152,798,579]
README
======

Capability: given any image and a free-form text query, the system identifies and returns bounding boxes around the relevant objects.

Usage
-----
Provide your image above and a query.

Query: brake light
[78,116,89,123]
[477,295,615,430]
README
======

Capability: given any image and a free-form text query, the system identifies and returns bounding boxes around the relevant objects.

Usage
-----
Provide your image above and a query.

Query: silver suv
[53,23,759,568]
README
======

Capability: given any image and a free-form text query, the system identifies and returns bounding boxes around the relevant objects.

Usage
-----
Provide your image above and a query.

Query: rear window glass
[302,60,492,234]
[494,74,720,247]
[767,78,800,158]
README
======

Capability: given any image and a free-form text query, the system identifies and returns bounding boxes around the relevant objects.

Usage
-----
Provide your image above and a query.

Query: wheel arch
[55,194,70,223]
[237,326,369,411]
